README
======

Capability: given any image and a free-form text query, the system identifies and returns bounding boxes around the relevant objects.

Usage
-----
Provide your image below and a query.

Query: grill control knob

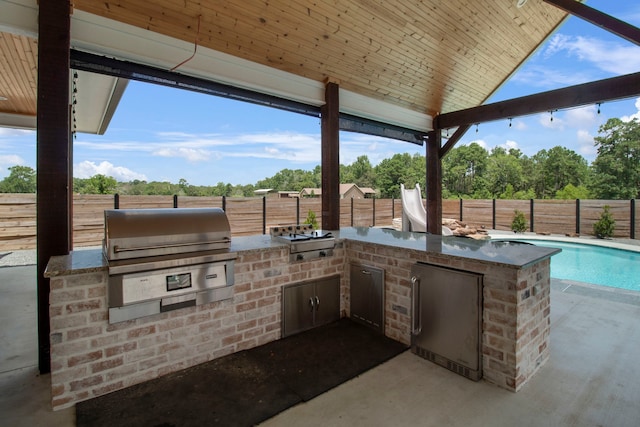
[297,254,304,261]
[319,251,327,257]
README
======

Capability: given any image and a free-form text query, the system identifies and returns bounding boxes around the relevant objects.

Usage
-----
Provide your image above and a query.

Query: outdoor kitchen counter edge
[337,227,561,269]
[44,227,560,277]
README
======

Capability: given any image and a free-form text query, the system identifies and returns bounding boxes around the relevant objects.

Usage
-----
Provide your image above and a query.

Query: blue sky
[1,0,640,186]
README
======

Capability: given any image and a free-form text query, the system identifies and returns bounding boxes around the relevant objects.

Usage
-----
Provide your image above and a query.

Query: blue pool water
[504,239,640,292]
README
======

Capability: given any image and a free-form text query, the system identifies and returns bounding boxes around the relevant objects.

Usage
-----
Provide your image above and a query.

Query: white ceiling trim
[0,111,36,129]
[0,0,37,38]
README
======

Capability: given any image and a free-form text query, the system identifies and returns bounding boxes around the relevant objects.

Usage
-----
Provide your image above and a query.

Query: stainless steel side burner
[270,224,336,262]
[103,208,237,323]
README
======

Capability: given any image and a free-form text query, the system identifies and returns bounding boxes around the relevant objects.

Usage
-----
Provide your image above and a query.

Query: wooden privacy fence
[0,194,637,250]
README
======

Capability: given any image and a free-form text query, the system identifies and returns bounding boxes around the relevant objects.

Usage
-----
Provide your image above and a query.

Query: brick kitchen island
[45,227,559,410]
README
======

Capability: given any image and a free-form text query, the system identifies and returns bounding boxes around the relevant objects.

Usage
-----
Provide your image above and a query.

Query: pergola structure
[1,0,639,372]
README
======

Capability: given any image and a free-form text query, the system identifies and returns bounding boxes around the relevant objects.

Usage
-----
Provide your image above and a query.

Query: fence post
[392,198,395,219]
[114,193,119,209]
[173,194,178,208]
[296,197,300,224]
[576,199,581,235]
[492,199,496,230]
[530,199,534,233]
[350,198,354,227]
[631,199,636,239]
[222,195,226,212]
[459,198,463,221]
[372,197,376,226]
[263,196,266,235]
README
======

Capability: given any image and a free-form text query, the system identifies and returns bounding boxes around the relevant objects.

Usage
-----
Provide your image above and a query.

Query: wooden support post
[426,131,442,235]
[321,82,340,230]
[36,0,71,374]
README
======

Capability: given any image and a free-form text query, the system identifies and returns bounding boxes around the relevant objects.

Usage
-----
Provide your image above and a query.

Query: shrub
[593,205,615,239]
[305,209,319,229]
[511,210,527,233]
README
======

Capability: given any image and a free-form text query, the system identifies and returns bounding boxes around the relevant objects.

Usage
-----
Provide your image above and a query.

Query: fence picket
[0,194,637,251]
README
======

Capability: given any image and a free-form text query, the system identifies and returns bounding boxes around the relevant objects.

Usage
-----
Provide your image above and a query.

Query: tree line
[1,117,638,200]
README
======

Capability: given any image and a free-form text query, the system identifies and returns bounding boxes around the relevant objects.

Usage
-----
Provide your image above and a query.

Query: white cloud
[501,140,519,150]
[0,154,25,168]
[539,112,564,130]
[512,66,592,88]
[542,34,640,75]
[621,97,640,122]
[576,129,597,157]
[466,139,487,149]
[153,147,211,162]
[564,105,597,128]
[0,128,34,138]
[513,120,527,131]
[75,161,147,181]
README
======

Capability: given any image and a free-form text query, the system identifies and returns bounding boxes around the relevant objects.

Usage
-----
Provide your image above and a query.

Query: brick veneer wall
[49,238,551,409]
[345,240,551,392]
[48,244,345,410]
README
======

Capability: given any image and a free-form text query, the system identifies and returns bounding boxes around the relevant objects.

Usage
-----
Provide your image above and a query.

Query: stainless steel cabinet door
[282,281,316,337]
[350,264,384,333]
[313,276,340,327]
[411,263,482,376]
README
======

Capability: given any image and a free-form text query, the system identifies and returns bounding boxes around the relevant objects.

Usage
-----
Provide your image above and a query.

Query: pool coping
[488,230,640,253]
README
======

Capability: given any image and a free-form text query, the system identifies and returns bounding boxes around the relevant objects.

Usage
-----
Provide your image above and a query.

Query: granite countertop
[45,227,560,277]
[336,227,561,268]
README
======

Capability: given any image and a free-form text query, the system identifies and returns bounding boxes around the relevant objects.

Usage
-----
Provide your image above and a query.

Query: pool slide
[400,183,452,235]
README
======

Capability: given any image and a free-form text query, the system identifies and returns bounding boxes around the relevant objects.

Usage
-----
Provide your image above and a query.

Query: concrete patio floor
[1,250,640,426]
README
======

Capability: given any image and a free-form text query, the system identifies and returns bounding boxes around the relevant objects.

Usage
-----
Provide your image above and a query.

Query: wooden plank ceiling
[0,32,37,117]
[72,0,570,118]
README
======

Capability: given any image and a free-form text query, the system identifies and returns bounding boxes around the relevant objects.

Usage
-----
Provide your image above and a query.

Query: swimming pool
[497,239,640,292]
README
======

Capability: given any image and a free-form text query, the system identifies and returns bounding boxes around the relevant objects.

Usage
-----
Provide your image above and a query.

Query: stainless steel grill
[103,208,237,323]
[270,224,335,262]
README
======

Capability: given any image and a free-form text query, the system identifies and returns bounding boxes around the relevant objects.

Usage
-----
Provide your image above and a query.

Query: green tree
[556,184,590,199]
[589,118,640,199]
[82,174,118,194]
[342,156,375,187]
[530,147,589,198]
[374,153,425,198]
[442,143,489,197]
[0,165,36,193]
[485,147,525,198]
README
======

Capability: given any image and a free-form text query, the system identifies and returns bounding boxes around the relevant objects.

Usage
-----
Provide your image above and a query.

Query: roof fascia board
[543,0,640,46]
[0,0,38,38]
[434,72,640,130]
[0,111,36,129]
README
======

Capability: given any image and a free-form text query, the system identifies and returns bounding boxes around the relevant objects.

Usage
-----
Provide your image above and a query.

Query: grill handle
[113,238,231,253]
[411,276,422,335]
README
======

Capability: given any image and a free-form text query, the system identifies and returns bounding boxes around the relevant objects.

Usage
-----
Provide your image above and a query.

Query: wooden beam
[426,131,442,235]
[434,72,640,129]
[37,0,71,374]
[440,124,471,158]
[543,0,640,46]
[321,82,340,230]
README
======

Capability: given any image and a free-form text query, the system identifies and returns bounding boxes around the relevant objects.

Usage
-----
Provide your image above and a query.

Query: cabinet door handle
[309,297,315,312]
[361,269,371,275]
[315,296,320,311]
[411,276,422,335]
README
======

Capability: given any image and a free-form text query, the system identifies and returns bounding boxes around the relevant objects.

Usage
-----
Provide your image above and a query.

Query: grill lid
[104,208,231,261]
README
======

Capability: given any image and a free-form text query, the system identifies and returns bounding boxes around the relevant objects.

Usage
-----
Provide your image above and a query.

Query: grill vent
[415,345,480,381]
